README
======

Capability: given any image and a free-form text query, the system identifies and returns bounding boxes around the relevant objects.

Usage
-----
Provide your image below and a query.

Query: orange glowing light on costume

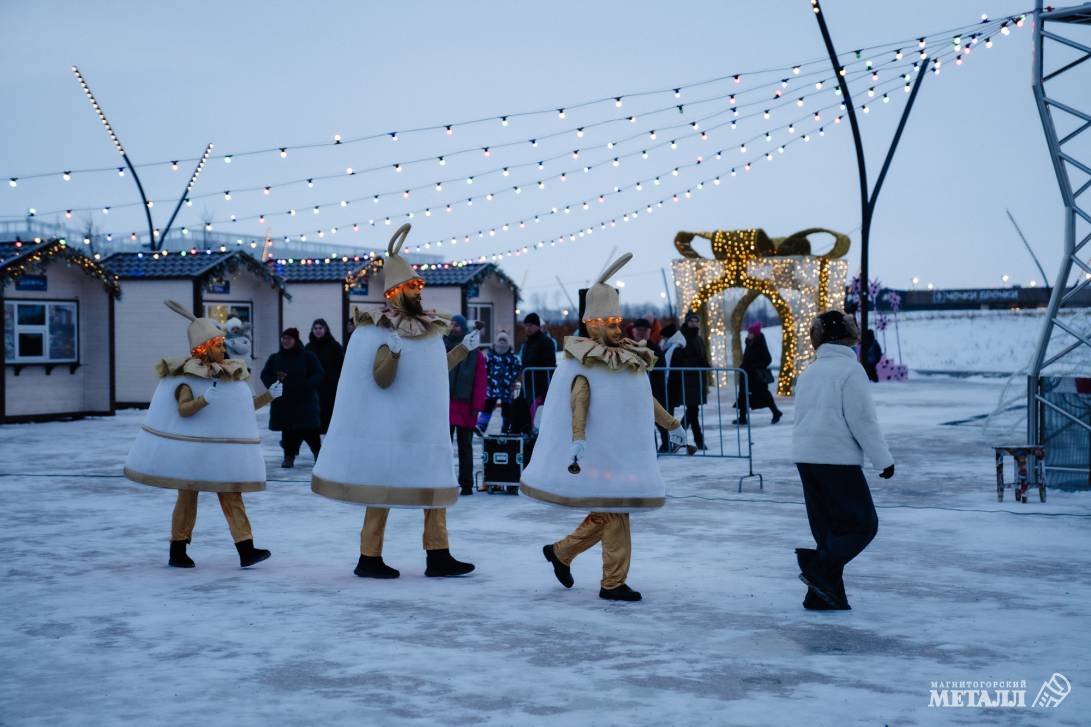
[384,278,425,300]
[586,316,623,326]
[191,336,225,358]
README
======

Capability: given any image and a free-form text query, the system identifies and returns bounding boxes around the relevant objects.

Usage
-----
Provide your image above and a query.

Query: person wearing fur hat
[123,301,283,569]
[260,327,324,468]
[736,321,783,425]
[521,254,690,602]
[793,310,894,610]
[311,224,481,579]
[446,314,488,495]
[477,329,522,434]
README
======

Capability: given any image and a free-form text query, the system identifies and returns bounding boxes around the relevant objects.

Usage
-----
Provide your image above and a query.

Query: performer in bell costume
[123,301,282,569]
[311,224,481,578]
[520,253,689,601]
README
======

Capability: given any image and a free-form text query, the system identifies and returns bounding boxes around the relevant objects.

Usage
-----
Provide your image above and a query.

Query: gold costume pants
[170,490,253,544]
[553,513,631,590]
[360,507,449,556]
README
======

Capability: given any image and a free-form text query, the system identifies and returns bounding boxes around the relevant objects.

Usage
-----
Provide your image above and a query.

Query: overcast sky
[2,1,1085,306]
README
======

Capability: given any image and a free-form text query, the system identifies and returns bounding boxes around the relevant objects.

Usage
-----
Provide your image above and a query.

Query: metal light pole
[72,66,212,251]
[810,0,928,350]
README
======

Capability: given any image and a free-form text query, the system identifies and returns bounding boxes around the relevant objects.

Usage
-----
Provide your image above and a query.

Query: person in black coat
[632,318,670,452]
[260,327,324,468]
[736,321,783,425]
[861,328,882,383]
[304,318,344,434]
[672,312,710,450]
[519,312,557,419]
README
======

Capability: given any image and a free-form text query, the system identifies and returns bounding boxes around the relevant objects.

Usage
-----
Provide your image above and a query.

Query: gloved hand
[200,383,222,405]
[462,330,481,351]
[879,464,895,480]
[568,440,586,461]
[668,426,688,447]
[387,331,403,355]
[268,381,284,399]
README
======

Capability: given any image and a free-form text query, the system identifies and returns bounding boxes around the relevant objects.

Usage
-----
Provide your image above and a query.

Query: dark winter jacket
[646,340,670,406]
[486,349,522,402]
[672,327,711,407]
[740,332,776,410]
[260,343,324,432]
[305,332,344,434]
[520,330,557,401]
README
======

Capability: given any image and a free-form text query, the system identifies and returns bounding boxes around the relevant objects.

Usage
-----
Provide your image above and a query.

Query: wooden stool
[994,446,1046,503]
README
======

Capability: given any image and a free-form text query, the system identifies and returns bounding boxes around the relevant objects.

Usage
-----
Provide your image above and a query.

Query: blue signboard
[349,280,369,297]
[15,274,47,291]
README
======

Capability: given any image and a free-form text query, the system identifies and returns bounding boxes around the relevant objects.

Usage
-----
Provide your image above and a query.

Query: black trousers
[796,463,878,580]
[681,405,705,447]
[450,425,475,489]
[481,398,511,432]
[281,429,321,458]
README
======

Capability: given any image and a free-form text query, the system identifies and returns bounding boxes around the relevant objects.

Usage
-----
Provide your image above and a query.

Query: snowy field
[1,378,1089,725]
[764,307,1091,375]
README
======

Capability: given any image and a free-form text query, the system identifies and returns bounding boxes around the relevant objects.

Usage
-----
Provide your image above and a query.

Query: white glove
[462,330,481,351]
[569,440,586,461]
[268,381,284,399]
[387,332,403,355]
[668,426,688,447]
[200,383,223,405]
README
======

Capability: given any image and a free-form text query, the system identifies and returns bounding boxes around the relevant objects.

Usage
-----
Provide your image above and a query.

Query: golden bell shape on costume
[382,223,423,294]
[164,300,223,351]
[582,252,632,321]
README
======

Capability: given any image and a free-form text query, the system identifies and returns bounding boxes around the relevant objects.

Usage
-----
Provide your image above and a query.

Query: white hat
[382,223,423,294]
[583,253,632,322]
[164,300,223,352]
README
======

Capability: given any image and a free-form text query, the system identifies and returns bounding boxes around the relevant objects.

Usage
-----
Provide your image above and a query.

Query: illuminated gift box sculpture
[671,228,850,396]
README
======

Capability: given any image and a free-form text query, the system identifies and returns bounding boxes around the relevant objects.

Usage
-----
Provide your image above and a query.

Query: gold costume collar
[563,336,657,372]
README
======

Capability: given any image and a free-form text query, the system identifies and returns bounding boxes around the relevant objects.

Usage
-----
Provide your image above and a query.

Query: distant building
[103,250,287,407]
[1,239,120,422]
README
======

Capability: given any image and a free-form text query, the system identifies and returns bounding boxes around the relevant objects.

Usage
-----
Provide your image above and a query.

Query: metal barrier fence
[1037,376,1091,489]
[519,365,762,491]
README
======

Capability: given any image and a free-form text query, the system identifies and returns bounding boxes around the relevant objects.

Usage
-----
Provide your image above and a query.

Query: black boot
[236,539,271,568]
[599,584,642,602]
[543,544,574,588]
[460,485,474,496]
[795,548,846,609]
[425,548,475,577]
[354,555,400,579]
[168,540,195,568]
[771,409,783,424]
[281,455,295,468]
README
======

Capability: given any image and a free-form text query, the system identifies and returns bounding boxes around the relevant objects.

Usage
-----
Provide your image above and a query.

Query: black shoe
[731,418,747,425]
[168,540,195,568]
[281,455,295,468]
[771,411,783,424]
[425,548,475,577]
[599,584,642,601]
[795,548,846,609]
[354,555,400,579]
[460,486,474,496]
[235,539,271,568]
[543,544,574,588]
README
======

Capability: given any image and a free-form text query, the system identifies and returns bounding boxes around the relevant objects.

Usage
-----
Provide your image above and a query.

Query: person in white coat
[311,224,481,579]
[124,301,283,569]
[521,253,688,602]
[792,310,895,610]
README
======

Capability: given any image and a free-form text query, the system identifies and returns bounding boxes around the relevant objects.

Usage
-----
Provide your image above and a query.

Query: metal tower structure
[1028,2,1091,462]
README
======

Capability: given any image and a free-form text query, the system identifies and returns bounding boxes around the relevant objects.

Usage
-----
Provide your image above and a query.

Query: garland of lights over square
[671,228,850,396]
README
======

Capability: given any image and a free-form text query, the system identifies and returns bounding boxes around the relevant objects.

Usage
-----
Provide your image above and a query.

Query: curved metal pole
[869,62,928,215]
[159,143,214,250]
[120,152,155,249]
[812,0,871,346]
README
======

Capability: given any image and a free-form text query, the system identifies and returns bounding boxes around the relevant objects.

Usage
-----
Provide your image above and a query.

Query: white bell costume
[123,300,277,568]
[522,254,686,600]
[311,224,478,578]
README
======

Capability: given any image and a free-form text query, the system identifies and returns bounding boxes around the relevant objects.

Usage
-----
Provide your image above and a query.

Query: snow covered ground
[1,378,1089,725]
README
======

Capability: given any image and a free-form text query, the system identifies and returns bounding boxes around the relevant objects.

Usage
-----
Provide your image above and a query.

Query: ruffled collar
[563,336,657,372]
[156,357,250,381]
[354,305,451,339]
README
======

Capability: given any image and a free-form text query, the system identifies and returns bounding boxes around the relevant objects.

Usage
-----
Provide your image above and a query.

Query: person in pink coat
[446,314,488,495]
